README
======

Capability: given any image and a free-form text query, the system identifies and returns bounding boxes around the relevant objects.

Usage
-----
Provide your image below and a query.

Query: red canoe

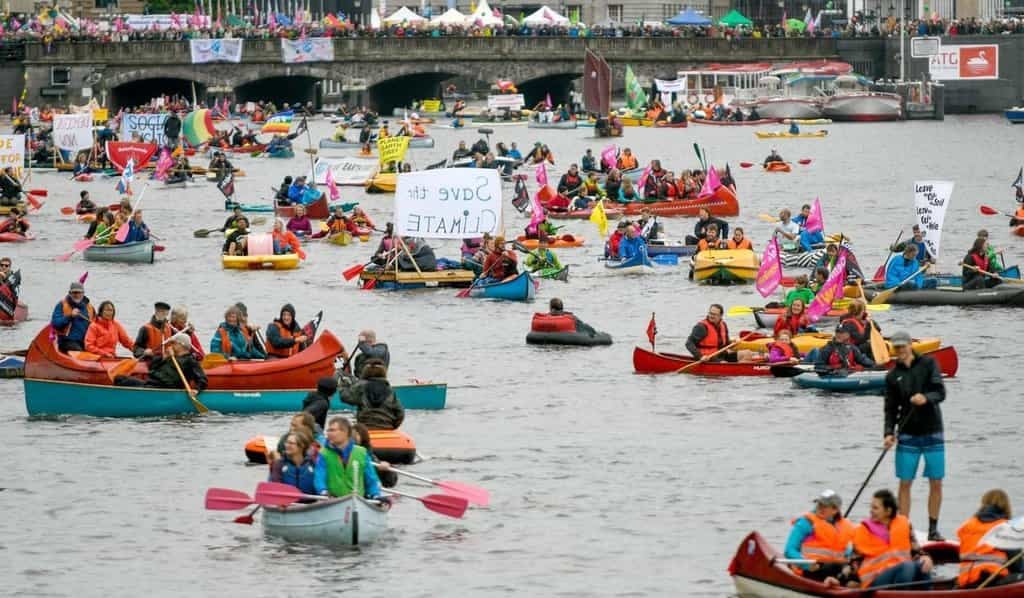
[24,326,342,390]
[0,232,31,243]
[0,302,28,326]
[275,195,329,220]
[220,144,267,155]
[631,345,959,377]
[613,185,739,218]
[729,531,1022,597]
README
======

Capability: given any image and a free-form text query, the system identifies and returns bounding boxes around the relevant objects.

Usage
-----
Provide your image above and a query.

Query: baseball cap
[890,331,912,347]
[813,489,842,508]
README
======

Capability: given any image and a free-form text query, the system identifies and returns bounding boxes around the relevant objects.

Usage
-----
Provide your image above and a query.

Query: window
[607,4,623,21]
[662,3,683,17]
[566,4,582,20]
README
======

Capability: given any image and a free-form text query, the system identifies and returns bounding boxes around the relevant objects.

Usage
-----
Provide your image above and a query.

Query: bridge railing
[23,36,838,63]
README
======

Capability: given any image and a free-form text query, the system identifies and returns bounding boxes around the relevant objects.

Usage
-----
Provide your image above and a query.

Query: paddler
[727,228,753,250]
[0,166,23,206]
[332,122,349,142]
[773,209,800,251]
[617,225,647,260]
[606,221,627,258]
[696,223,727,253]
[783,489,855,584]
[132,301,173,361]
[773,298,814,338]
[169,304,204,359]
[525,238,562,273]
[0,207,30,236]
[220,206,245,233]
[349,329,390,378]
[685,303,737,362]
[222,216,249,256]
[339,358,404,430]
[884,245,928,289]
[581,149,597,172]
[788,121,800,135]
[890,225,935,266]
[814,324,875,374]
[548,297,599,336]
[313,417,388,503]
[209,305,267,360]
[269,430,317,496]
[962,236,1002,289]
[113,333,208,393]
[557,164,583,198]
[838,299,878,358]
[814,242,865,281]
[377,121,391,140]
[767,329,801,364]
[976,230,1004,272]
[273,219,305,256]
[763,148,784,167]
[452,141,472,161]
[50,281,95,353]
[75,190,97,215]
[955,489,1024,588]
[264,303,309,358]
[302,377,339,430]
[852,489,933,588]
[617,148,638,171]
[482,235,519,281]
[207,152,233,182]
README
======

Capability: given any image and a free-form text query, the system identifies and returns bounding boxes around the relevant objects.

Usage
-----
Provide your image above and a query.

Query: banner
[125,14,210,30]
[487,94,525,110]
[190,39,243,64]
[394,168,502,239]
[929,44,998,80]
[377,136,410,165]
[807,250,847,322]
[654,78,686,92]
[804,197,823,234]
[0,135,25,180]
[755,237,782,297]
[281,37,334,63]
[421,99,442,112]
[913,181,954,259]
[261,110,293,134]
[92,108,109,124]
[53,113,93,154]
[310,157,377,186]
[121,112,169,146]
[624,65,648,111]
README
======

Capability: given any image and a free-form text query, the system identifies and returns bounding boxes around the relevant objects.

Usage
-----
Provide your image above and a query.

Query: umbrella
[666,8,711,26]
[786,18,807,31]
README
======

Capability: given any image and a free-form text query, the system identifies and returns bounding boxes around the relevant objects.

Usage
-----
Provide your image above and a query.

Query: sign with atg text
[394,168,502,239]
[929,44,998,80]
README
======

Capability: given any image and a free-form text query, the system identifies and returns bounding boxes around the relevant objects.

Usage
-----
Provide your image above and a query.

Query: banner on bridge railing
[281,38,334,63]
[190,39,243,64]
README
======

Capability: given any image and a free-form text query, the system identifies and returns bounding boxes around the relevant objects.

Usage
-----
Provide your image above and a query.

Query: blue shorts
[895,433,945,481]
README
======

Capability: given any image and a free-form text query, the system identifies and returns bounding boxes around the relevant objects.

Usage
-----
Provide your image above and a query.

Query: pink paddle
[204,487,254,510]
[385,465,490,506]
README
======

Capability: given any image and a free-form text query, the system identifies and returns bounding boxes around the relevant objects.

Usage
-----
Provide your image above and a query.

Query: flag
[217,171,235,200]
[377,136,410,165]
[812,11,821,31]
[698,165,722,199]
[511,176,530,213]
[116,158,134,195]
[646,312,657,349]
[325,166,340,201]
[807,250,848,322]
[755,237,783,297]
[601,145,618,170]
[624,65,648,111]
[535,162,548,188]
[154,148,173,182]
[528,189,545,230]
[803,7,813,31]
[804,197,824,234]
[589,199,608,238]
[1012,167,1023,191]
[636,164,652,191]
[261,110,293,134]
[544,92,553,109]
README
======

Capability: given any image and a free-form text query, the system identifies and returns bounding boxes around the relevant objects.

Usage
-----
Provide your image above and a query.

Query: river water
[1,115,1020,597]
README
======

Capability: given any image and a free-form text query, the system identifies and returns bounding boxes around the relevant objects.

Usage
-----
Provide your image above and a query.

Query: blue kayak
[792,370,887,393]
[604,251,655,274]
[469,272,537,301]
[266,147,294,159]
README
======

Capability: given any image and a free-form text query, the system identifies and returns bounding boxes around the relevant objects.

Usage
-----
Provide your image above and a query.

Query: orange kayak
[517,235,585,249]
[764,162,791,172]
[244,429,417,464]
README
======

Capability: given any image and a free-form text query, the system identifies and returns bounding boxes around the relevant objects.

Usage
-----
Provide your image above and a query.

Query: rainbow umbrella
[182,109,215,147]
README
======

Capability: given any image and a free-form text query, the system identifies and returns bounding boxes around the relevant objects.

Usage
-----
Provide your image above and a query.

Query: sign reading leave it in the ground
[394,168,502,239]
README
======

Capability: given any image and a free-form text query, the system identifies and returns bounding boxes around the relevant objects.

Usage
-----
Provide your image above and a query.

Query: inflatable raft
[792,370,887,392]
[245,429,417,465]
[222,233,300,270]
[525,313,612,346]
[865,285,1024,307]
[691,249,759,284]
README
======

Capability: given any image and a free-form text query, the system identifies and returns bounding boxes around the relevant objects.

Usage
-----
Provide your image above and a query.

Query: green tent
[785,18,807,31]
[718,9,752,27]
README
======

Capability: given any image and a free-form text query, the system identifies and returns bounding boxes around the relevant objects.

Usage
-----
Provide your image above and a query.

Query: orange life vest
[618,154,637,170]
[1016,207,1024,219]
[141,321,172,357]
[728,238,753,250]
[791,512,856,575]
[266,321,300,358]
[218,325,252,356]
[697,319,729,355]
[57,299,96,336]
[697,238,725,252]
[957,516,1008,587]
[853,515,913,588]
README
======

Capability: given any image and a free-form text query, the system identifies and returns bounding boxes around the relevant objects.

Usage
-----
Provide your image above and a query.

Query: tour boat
[822,75,902,121]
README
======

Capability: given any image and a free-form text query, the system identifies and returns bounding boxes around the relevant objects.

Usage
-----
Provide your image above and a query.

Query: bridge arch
[109,75,208,111]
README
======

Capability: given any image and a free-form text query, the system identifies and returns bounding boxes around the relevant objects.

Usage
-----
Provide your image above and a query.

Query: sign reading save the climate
[394,168,502,239]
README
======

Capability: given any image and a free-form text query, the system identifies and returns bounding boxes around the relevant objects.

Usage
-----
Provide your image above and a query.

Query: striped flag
[261,110,293,134]
[116,158,134,195]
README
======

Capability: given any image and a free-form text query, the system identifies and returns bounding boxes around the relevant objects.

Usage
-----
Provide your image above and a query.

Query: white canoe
[262,495,388,545]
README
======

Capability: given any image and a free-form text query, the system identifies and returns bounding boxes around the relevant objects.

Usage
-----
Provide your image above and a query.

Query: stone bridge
[23,37,843,111]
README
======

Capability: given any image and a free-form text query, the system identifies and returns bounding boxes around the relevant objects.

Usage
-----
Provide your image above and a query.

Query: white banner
[654,78,686,92]
[487,94,525,110]
[120,112,170,146]
[53,113,93,153]
[914,180,954,259]
[0,135,25,180]
[394,168,502,239]
[124,14,210,30]
[281,38,334,64]
[190,39,244,64]
[929,44,998,80]
[311,156,378,186]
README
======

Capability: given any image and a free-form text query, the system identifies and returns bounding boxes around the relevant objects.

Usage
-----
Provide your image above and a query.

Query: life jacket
[791,512,856,575]
[618,154,637,169]
[218,324,252,356]
[728,238,752,250]
[267,321,299,358]
[57,299,96,336]
[531,312,576,333]
[827,343,855,370]
[967,252,990,273]
[957,516,1009,587]
[697,319,729,355]
[320,442,368,498]
[854,515,913,588]
[1016,207,1024,219]
[563,173,581,188]
[840,316,867,342]
[583,179,600,194]
[326,217,347,234]
[141,321,172,357]
[697,238,725,252]
[776,313,807,337]
[770,341,798,360]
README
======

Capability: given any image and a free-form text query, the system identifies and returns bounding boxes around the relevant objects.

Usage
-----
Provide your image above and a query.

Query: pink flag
[601,145,618,170]
[154,148,173,182]
[544,93,553,109]
[325,166,340,201]
[268,13,277,29]
[535,162,548,188]
[636,165,652,191]
[807,250,848,322]
[528,191,545,230]
[804,197,824,234]
[698,165,722,199]
[755,237,783,297]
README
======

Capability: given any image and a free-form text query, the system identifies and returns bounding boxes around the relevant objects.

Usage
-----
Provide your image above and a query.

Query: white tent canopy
[522,5,569,25]
[467,0,503,25]
[370,8,382,29]
[384,6,426,24]
[430,7,467,24]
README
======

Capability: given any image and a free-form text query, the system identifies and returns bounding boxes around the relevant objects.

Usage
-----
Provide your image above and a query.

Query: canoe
[319,137,435,150]
[527,120,578,129]
[276,195,329,220]
[468,272,537,301]
[359,268,476,290]
[604,251,656,275]
[755,130,828,138]
[633,345,959,377]
[547,207,624,220]
[764,162,792,172]
[263,495,388,546]
[866,266,1021,287]
[735,331,941,355]
[245,428,418,465]
[218,144,266,155]
[516,235,585,249]
[753,307,845,329]
[365,173,396,194]
[0,232,31,243]
[83,240,155,264]
[616,185,740,218]
[690,118,777,126]
[729,530,1024,597]
[792,370,887,392]
[864,285,1024,307]
[691,249,759,284]
[647,241,698,257]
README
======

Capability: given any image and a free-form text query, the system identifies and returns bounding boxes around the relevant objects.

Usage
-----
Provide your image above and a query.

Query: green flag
[624,65,648,111]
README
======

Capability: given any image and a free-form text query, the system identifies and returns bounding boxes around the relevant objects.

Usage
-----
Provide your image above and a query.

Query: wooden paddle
[201,353,229,369]
[857,280,890,364]
[870,264,929,305]
[68,350,102,361]
[676,332,754,374]
[384,465,490,506]
[169,352,209,414]
[105,357,139,382]
[961,262,1024,284]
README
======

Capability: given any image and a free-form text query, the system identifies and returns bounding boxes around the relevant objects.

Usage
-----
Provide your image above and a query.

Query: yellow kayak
[755,130,829,139]
[618,116,654,127]
[222,254,300,270]
[736,334,941,354]
[692,249,759,284]
[365,172,396,194]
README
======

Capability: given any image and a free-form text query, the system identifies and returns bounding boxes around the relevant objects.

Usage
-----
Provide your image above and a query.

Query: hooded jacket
[266,304,304,357]
[340,375,404,430]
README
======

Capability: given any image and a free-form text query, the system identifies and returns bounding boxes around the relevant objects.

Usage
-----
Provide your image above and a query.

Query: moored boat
[691,249,759,284]
[263,495,388,546]
[468,272,536,301]
[823,92,902,122]
[83,240,156,264]
[604,251,655,275]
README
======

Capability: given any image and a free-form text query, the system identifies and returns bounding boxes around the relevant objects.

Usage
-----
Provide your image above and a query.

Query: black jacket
[147,354,208,391]
[340,377,404,429]
[884,353,945,437]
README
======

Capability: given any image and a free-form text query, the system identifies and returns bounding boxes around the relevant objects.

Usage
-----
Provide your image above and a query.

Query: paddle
[234,506,261,524]
[57,226,119,262]
[676,332,754,374]
[844,408,915,518]
[115,183,150,243]
[205,487,254,510]
[757,213,779,223]
[105,357,139,382]
[253,481,469,519]
[68,350,102,361]
[961,262,1024,284]
[193,228,213,238]
[870,264,929,305]
[385,489,469,519]
[872,230,903,281]
[385,465,490,506]
[858,280,890,363]
[456,248,507,298]
[169,352,209,414]
[342,263,367,281]
[739,159,811,168]
[979,205,1015,218]
[60,206,75,215]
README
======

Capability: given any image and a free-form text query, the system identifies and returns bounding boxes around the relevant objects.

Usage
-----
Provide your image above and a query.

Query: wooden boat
[793,370,887,392]
[764,162,792,172]
[755,130,829,138]
[691,249,759,284]
[632,345,959,377]
[527,119,578,129]
[263,495,388,546]
[365,172,396,194]
[516,235,585,249]
[616,185,740,218]
[729,530,1024,597]
[83,240,155,264]
[547,207,624,220]
[604,252,655,275]
[359,268,476,290]
[245,428,419,465]
[690,118,778,126]
[319,137,435,150]
[468,272,536,301]
[275,195,329,220]
[222,254,300,270]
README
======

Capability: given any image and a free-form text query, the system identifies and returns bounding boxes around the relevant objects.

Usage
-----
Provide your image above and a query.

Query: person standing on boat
[884,331,947,541]
[685,304,736,362]
[132,301,173,361]
[114,333,208,392]
[50,281,95,353]
[314,417,386,501]
[852,489,932,588]
[784,489,855,583]
[339,359,404,430]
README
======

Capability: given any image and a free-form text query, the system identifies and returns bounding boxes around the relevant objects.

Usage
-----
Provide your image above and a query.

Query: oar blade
[73,238,94,252]
[419,493,469,518]
[362,278,378,291]
[739,162,753,168]
[200,353,229,370]
[726,306,755,316]
[254,481,304,506]
[105,357,139,382]
[798,159,812,165]
[115,223,130,243]
[342,263,366,281]
[60,206,75,215]
[979,205,1000,216]
[55,251,74,262]
[193,228,212,238]
[437,481,490,507]
[205,487,253,510]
